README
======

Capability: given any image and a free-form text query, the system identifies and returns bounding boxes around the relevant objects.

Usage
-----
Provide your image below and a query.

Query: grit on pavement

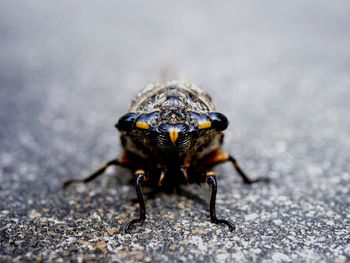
[0,1,349,262]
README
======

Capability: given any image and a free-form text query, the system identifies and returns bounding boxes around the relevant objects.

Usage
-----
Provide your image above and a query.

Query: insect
[64,80,269,233]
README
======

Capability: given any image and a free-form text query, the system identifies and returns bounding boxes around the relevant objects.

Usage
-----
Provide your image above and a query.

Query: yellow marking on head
[198,121,212,129]
[169,128,179,145]
[136,121,150,130]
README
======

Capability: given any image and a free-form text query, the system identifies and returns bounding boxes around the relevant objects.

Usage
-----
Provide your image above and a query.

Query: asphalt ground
[0,1,349,262]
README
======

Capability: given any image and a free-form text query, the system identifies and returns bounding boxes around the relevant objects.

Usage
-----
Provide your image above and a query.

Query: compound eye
[135,111,159,130]
[209,112,228,131]
[116,112,138,131]
[189,112,212,130]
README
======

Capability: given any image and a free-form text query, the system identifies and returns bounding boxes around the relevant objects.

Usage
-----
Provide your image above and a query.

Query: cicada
[64,80,269,233]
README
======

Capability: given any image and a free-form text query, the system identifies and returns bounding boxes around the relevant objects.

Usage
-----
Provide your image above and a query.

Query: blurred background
[1,1,349,262]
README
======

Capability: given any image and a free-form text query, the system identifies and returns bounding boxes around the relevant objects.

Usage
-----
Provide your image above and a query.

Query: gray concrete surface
[1,1,349,262]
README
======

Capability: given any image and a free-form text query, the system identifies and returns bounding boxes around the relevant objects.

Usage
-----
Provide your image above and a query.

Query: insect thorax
[128,80,217,113]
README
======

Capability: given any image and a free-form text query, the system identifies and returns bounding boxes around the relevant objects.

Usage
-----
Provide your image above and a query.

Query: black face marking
[158,123,189,133]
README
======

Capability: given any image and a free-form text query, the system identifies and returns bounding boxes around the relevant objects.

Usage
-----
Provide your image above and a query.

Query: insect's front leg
[206,171,235,231]
[124,169,147,233]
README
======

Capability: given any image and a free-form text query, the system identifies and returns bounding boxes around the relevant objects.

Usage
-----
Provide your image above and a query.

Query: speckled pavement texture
[1,1,350,262]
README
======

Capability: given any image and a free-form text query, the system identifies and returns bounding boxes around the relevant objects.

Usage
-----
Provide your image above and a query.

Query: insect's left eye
[209,112,228,131]
[116,112,138,131]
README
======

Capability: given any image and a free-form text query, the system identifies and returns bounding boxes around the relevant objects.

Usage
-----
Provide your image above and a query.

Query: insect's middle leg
[206,171,235,231]
[63,159,122,188]
[201,150,270,184]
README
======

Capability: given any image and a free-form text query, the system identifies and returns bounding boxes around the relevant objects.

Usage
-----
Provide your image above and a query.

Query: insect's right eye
[115,112,138,131]
[209,112,228,131]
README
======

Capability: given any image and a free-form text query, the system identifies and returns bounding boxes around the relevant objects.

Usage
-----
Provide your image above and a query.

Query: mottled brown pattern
[128,80,216,113]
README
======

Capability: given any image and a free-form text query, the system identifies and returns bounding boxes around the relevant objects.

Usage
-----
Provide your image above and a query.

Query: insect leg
[63,159,121,188]
[206,171,235,231]
[199,150,270,185]
[124,169,146,233]
[228,155,270,184]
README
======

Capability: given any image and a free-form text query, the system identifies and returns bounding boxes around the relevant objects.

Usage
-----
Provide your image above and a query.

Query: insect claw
[211,219,236,232]
[63,179,83,189]
[245,176,271,185]
[123,218,145,234]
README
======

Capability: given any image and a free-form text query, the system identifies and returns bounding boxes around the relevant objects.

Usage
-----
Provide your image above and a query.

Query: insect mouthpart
[156,123,191,154]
